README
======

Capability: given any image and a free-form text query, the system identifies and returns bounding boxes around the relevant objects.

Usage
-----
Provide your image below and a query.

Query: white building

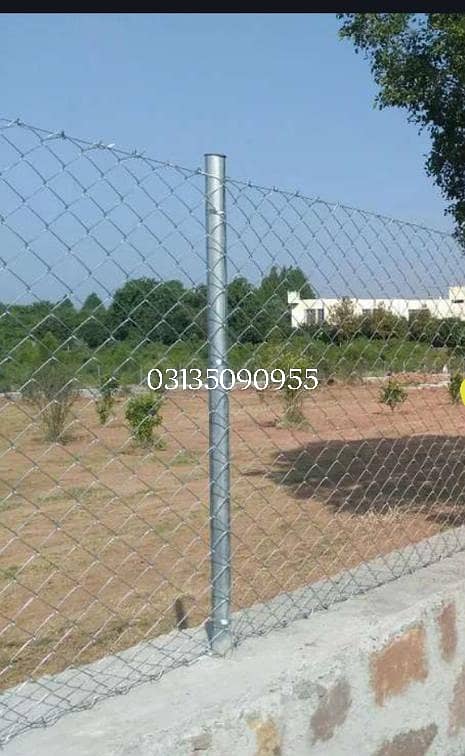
[288,286,465,328]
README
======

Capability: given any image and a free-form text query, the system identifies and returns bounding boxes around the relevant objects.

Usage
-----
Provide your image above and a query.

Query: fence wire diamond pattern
[1,118,465,744]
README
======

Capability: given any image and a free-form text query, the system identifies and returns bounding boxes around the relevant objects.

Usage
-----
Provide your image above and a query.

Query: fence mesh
[2,117,465,743]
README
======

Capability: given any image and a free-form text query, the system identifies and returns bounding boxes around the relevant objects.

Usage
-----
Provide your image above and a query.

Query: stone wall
[5,551,465,755]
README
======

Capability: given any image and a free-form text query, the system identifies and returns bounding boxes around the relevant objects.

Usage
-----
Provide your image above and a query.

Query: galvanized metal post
[205,153,232,654]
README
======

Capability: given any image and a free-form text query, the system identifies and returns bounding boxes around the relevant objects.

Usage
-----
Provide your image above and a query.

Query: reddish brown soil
[1,380,465,689]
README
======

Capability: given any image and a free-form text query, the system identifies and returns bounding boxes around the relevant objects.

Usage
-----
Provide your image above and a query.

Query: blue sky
[1,12,451,231]
[2,12,463,305]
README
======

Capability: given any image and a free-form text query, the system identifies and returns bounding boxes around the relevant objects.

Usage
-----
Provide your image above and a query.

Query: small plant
[448,371,463,404]
[279,386,307,427]
[172,449,198,465]
[22,359,78,442]
[95,376,119,425]
[379,378,407,412]
[125,391,164,447]
[262,345,311,428]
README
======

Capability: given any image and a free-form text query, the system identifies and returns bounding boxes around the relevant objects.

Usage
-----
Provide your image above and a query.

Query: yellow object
[460,379,465,406]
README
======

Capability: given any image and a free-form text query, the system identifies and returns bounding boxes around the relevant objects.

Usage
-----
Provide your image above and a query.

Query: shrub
[408,309,437,343]
[95,375,119,425]
[125,391,164,447]
[262,344,313,427]
[361,304,408,341]
[327,299,360,344]
[433,318,465,350]
[279,386,306,427]
[22,359,78,442]
[448,371,463,404]
[101,375,119,397]
[379,378,407,412]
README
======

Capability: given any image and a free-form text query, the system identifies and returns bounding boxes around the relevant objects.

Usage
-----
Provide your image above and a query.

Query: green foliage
[33,297,78,344]
[96,396,112,425]
[101,375,119,398]
[360,304,408,340]
[379,378,408,412]
[95,376,119,425]
[125,392,164,447]
[328,299,360,343]
[228,266,314,344]
[261,344,313,427]
[76,310,108,348]
[339,13,465,243]
[433,318,465,351]
[108,278,201,344]
[82,293,104,312]
[448,371,463,404]
[0,265,462,399]
[408,308,437,343]
[22,358,79,442]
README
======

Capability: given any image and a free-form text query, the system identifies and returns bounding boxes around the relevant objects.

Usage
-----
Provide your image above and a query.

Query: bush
[360,305,408,341]
[448,371,463,404]
[22,359,78,442]
[407,309,437,343]
[125,391,164,447]
[95,375,119,425]
[433,318,465,349]
[262,344,313,427]
[327,299,360,344]
[379,378,407,412]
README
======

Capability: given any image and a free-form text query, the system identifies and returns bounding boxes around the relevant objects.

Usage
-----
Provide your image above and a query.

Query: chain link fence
[2,117,465,743]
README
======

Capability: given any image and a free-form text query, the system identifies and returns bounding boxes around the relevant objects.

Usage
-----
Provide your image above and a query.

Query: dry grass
[1,380,464,689]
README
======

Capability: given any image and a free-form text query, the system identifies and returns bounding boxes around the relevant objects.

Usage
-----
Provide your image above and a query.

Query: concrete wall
[6,550,465,756]
[287,291,465,327]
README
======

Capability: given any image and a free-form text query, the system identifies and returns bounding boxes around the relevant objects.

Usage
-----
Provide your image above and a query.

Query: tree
[77,294,108,348]
[254,266,314,342]
[407,308,437,343]
[338,14,465,242]
[35,297,78,345]
[0,302,39,351]
[226,267,314,345]
[108,278,193,344]
[77,315,108,349]
[258,265,314,304]
[228,277,262,344]
[82,293,104,312]
[183,284,208,341]
[328,299,359,343]
[22,334,79,443]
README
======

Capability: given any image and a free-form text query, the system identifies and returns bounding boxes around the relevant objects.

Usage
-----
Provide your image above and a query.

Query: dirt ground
[1,378,465,690]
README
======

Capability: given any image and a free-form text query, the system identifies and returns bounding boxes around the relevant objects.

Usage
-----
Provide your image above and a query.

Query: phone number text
[147,368,319,391]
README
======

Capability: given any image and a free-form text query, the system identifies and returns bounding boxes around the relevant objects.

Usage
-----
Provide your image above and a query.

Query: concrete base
[5,550,465,755]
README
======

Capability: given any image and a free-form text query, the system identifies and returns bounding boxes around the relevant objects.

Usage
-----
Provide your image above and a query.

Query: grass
[0,566,20,581]
[171,449,200,465]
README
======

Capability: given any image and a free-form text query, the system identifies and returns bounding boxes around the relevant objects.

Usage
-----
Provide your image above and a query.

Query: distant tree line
[1,266,464,393]
[0,265,314,354]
